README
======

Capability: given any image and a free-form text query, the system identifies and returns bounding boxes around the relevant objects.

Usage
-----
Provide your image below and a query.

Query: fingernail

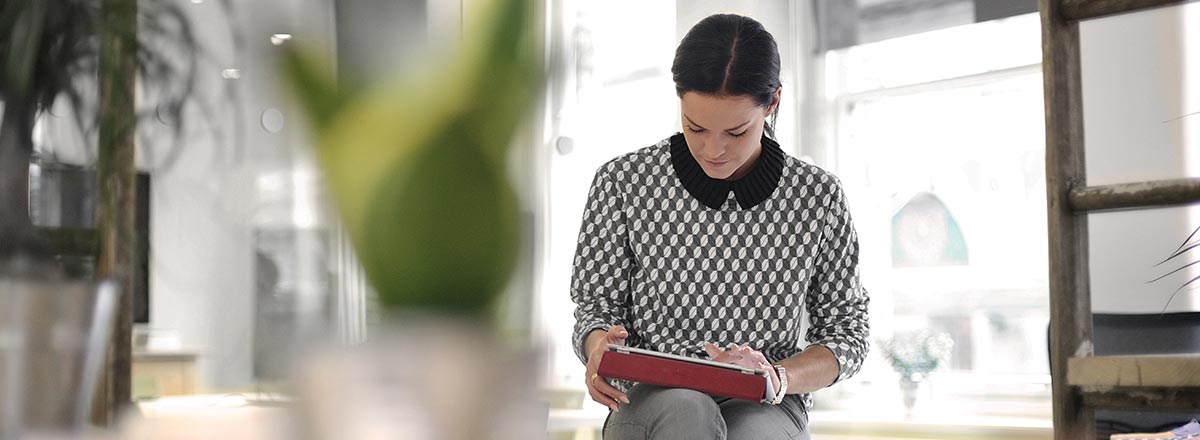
[620,396,631,404]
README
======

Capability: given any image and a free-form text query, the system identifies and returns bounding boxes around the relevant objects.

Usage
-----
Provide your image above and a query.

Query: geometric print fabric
[570,136,870,408]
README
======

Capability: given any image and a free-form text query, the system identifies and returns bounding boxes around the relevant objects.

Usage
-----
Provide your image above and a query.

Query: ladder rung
[1060,0,1198,22]
[1079,387,1200,411]
[1068,355,1200,388]
[1068,178,1200,212]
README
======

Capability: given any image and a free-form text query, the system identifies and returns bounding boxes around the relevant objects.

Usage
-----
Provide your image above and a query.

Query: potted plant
[280,0,543,437]
[879,329,954,416]
[0,0,201,253]
[0,0,205,429]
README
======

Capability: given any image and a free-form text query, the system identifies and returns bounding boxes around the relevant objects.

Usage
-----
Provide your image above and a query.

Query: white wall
[1082,3,1200,313]
[146,0,338,389]
[164,0,338,390]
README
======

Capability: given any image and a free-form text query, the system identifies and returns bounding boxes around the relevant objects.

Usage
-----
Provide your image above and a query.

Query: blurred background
[6,0,1200,439]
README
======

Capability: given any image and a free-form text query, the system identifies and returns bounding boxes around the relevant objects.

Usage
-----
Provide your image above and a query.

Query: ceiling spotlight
[270,34,293,46]
[221,68,241,80]
[190,0,203,4]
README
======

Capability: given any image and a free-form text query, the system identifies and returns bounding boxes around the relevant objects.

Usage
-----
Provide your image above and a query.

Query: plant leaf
[1146,259,1200,283]
[1161,274,1200,314]
[1154,241,1200,268]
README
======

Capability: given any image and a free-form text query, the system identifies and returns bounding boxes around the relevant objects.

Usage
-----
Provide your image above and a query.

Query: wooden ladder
[1040,0,1200,438]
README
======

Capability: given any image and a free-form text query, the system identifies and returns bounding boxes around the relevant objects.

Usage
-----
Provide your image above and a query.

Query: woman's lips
[704,159,729,167]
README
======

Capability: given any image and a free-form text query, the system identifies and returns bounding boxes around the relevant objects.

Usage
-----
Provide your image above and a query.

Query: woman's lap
[602,384,809,440]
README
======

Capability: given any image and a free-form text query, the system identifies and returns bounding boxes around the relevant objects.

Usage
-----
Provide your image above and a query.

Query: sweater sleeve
[570,164,635,364]
[805,176,870,385]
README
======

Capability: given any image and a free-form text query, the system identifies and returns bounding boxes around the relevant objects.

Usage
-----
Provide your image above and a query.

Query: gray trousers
[602,384,809,440]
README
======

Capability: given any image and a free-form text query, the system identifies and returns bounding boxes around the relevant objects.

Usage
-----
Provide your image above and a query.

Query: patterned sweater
[571,133,870,407]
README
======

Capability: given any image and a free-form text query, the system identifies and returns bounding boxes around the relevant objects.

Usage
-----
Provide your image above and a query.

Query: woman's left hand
[704,342,783,396]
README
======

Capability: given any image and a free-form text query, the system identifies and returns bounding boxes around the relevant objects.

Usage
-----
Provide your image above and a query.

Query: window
[814,13,1051,418]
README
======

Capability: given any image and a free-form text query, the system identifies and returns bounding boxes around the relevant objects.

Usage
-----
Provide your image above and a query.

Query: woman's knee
[633,386,720,417]
[720,398,808,440]
[605,385,725,439]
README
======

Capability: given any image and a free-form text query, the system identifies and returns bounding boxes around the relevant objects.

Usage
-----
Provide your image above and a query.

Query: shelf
[1067,355,1200,388]
[1080,387,1200,411]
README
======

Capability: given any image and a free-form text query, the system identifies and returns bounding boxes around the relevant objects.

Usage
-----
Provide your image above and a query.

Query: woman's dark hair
[672,14,781,138]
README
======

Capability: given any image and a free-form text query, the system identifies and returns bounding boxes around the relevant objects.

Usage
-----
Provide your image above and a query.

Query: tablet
[598,344,777,403]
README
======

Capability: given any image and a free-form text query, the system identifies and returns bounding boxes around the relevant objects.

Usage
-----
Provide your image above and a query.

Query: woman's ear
[767,86,782,114]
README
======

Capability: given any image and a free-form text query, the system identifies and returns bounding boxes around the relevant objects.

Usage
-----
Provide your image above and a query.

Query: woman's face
[680,91,777,180]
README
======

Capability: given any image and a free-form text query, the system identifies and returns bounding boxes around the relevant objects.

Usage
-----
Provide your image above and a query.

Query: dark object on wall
[1093,312,1200,357]
[1092,312,1200,440]
[814,0,1039,52]
[814,0,860,52]
[974,0,1038,22]
[333,0,427,91]
[252,229,332,383]
[29,162,152,324]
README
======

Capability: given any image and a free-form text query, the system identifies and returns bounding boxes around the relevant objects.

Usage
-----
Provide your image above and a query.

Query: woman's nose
[706,142,727,158]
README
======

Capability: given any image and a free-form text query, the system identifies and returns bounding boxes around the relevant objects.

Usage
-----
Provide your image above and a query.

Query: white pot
[293,315,544,440]
[0,278,118,438]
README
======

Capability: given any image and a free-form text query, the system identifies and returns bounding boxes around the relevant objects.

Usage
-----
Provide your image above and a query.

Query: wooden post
[1038,0,1094,438]
[92,0,137,426]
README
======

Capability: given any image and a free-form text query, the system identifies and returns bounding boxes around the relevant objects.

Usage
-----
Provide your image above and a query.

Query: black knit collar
[669,132,785,210]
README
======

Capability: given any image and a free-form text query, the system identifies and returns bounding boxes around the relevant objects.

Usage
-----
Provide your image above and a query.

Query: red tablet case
[597,347,769,402]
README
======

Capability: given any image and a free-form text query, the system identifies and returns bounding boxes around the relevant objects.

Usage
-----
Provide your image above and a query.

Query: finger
[710,351,742,364]
[715,351,762,369]
[609,325,628,339]
[585,373,623,409]
[593,377,630,405]
[704,342,723,359]
[745,350,769,364]
[588,386,620,410]
[730,357,757,368]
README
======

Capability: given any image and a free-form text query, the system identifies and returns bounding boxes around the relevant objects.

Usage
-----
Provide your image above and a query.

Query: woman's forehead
[680,92,761,126]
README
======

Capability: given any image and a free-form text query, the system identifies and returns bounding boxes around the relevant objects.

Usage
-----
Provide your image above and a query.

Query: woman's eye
[686,126,706,134]
[728,131,747,138]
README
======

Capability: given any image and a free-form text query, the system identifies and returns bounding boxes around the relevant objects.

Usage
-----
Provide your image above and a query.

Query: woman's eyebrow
[683,115,751,132]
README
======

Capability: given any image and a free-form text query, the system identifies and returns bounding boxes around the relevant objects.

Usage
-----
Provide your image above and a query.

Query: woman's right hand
[584,326,630,411]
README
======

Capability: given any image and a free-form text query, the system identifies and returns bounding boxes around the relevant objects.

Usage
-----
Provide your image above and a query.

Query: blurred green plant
[283,0,541,317]
[879,329,954,382]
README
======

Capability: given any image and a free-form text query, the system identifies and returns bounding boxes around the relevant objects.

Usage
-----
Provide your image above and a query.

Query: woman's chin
[702,167,734,180]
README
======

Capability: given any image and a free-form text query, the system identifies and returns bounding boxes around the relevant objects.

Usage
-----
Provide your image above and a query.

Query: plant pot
[293,314,544,440]
[0,278,118,438]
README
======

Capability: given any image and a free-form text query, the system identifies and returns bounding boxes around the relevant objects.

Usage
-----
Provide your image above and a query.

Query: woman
[570,14,870,439]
